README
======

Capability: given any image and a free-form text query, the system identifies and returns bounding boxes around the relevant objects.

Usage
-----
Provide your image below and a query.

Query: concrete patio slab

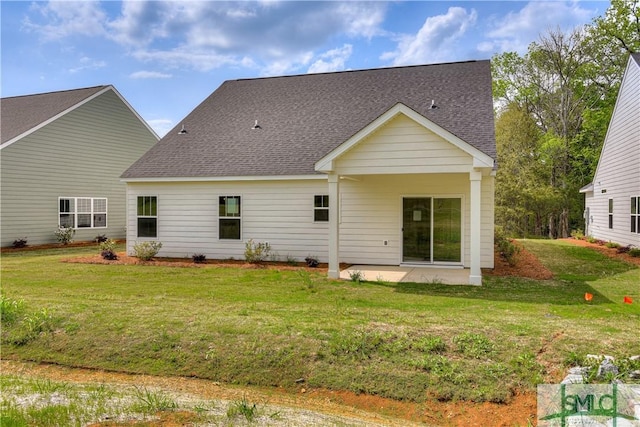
[340,265,471,285]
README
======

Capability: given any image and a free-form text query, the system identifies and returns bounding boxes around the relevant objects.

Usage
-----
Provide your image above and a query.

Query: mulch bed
[5,237,637,279]
[484,241,554,280]
[561,237,640,267]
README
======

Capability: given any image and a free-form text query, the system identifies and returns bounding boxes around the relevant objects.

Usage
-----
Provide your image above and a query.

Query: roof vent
[429,100,439,109]
[178,124,188,134]
[252,120,262,130]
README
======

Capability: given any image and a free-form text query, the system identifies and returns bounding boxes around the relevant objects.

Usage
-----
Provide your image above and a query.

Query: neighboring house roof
[579,183,594,193]
[582,53,640,188]
[1,85,158,148]
[122,60,495,179]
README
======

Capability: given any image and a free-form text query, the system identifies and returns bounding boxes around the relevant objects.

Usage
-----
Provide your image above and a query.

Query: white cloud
[147,119,174,137]
[21,1,387,76]
[132,48,253,73]
[23,1,107,40]
[308,45,353,74]
[68,57,106,73]
[481,1,597,55]
[129,71,173,79]
[381,7,478,66]
[111,1,385,73]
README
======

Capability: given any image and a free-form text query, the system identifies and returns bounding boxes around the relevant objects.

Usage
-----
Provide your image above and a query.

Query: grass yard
[1,240,639,419]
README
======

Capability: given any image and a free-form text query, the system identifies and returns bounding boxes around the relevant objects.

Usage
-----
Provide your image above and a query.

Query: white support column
[469,170,482,285]
[328,173,340,279]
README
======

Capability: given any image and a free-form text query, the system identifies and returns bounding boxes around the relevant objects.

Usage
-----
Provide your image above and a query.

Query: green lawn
[1,240,639,405]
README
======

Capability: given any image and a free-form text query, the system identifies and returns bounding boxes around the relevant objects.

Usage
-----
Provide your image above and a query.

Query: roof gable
[315,103,494,172]
[590,53,640,183]
[1,85,158,149]
[122,60,496,179]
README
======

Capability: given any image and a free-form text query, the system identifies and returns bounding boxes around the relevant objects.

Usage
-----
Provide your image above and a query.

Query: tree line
[492,0,639,238]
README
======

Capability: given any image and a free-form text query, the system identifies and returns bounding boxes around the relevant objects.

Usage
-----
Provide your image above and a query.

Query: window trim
[608,198,613,229]
[632,197,640,234]
[314,195,329,222]
[58,197,107,229]
[219,195,242,240]
[137,196,158,238]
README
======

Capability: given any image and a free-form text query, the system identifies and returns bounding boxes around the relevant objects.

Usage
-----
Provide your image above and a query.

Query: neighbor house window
[314,195,329,222]
[608,199,613,229]
[59,197,107,229]
[632,197,640,234]
[137,196,157,238]
[219,196,241,239]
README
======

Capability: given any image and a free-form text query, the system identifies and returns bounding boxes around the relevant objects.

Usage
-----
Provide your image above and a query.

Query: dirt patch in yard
[2,360,536,426]
[12,240,614,426]
[561,237,640,267]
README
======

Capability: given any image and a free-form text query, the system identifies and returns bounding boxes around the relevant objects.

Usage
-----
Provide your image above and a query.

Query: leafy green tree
[492,1,638,238]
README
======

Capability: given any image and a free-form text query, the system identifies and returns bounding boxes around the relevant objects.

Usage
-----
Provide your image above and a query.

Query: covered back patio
[340,265,471,285]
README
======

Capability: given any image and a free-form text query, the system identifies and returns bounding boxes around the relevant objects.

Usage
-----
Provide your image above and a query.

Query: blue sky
[1,1,609,136]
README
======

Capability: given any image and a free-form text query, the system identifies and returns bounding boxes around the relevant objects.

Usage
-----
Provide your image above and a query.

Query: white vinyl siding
[334,115,473,175]
[583,56,640,247]
[0,89,157,246]
[126,181,332,261]
[126,174,495,269]
[338,174,494,268]
[59,197,107,229]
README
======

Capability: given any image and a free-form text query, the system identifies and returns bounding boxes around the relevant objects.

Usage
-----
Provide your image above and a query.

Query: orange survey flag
[584,293,593,302]
[624,296,633,304]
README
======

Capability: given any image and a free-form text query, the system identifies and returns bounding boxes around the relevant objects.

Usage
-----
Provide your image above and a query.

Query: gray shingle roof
[1,86,108,145]
[122,60,495,179]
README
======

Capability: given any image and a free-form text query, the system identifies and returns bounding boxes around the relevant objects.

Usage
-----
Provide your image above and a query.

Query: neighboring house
[122,60,496,284]
[1,85,159,247]
[580,53,640,248]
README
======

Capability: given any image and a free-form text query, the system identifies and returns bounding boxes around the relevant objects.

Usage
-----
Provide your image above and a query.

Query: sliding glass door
[403,197,461,263]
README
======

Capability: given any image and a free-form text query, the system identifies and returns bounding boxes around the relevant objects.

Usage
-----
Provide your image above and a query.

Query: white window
[608,199,613,229]
[59,197,107,229]
[137,196,158,238]
[632,197,640,234]
[314,195,329,222]
[219,196,241,239]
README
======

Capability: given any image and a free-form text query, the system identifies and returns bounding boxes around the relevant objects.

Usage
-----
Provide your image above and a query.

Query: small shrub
[244,239,271,263]
[495,229,520,266]
[12,238,27,248]
[595,239,606,246]
[605,241,620,249]
[348,270,364,283]
[94,234,108,243]
[285,255,298,266]
[617,245,632,254]
[54,227,75,245]
[305,256,319,268]
[585,235,597,243]
[133,241,163,261]
[99,239,118,260]
[192,254,207,264]
[570,229,584,240]
[629,248,640,257]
